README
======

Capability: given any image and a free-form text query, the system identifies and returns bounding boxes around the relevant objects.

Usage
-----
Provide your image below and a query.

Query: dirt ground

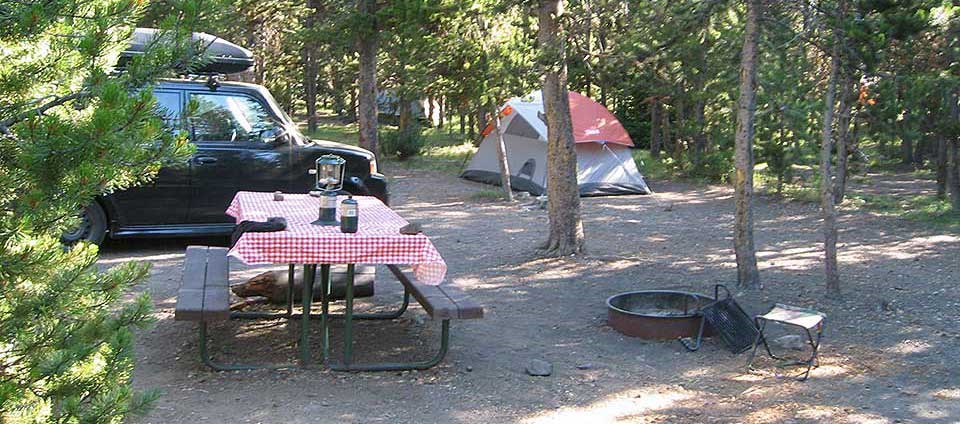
[110,164,960,424]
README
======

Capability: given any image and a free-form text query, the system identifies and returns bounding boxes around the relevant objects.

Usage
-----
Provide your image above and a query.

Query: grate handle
[714,284,732,301]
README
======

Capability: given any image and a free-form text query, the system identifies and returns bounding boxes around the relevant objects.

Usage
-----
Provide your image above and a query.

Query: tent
[461,91,651,196]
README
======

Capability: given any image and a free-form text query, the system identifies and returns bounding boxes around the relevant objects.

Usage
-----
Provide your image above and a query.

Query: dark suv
[62,78,387,244]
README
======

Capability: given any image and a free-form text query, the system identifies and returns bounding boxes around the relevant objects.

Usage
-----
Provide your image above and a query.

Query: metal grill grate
[700,287,759,354]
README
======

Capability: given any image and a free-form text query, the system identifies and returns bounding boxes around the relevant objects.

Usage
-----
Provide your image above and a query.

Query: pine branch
[0,91,87,131]
[633,0,727,66]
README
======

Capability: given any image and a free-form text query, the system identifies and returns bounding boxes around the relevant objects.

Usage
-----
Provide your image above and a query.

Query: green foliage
[0,0,202,421]
[632,148,733,183]
[379,127,425,159]
[688,150,736,183]
[631,150,673,182]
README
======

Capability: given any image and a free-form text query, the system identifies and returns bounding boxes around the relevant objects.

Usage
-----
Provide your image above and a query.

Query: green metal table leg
[320,264,331,364]
[343,264,355,367]
[300,264,315,367]
[286,263,295,318]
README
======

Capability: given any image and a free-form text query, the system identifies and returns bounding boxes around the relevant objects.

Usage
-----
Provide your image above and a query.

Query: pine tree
[0,1,201,421]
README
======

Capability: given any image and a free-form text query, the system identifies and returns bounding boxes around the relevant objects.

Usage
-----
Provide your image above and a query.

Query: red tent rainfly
[462,91,650,197]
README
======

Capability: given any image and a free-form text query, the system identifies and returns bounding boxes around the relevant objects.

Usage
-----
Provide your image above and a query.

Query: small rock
[466,365,473,372]
[878,299,895,312]
[576,363,594,370]
[772,335,806,351]
[525,359,553,376]
[535,196,548,209]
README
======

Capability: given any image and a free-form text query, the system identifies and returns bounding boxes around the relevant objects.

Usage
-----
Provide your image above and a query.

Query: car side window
[187,93,278,143]
[154,91,181,130]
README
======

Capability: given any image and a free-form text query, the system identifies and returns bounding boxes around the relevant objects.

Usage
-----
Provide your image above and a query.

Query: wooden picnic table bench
[175,245,230,323]
[386,265,483,320]
[175,246,260,370]
[174,245,484,371]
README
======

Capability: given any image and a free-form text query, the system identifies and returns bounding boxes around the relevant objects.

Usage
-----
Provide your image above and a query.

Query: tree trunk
[398,97,413,138]
[302,0,320,133]
[332,91,346,117]
[693,99,707,163]
[733,0,761,290]
[427,96,435,128]
[303,47,318,133]
[476,106,487,139]
[776,105,787,195]
[692,30,709,165]
[459,110,465,135]
[661,104,671,159]
[916,136,926,167]
[356,0,378,154]
[821,37,842,296]
[438,96,445,130]
[674,94,687,161]
[937,134,948,198]
[347,88,357,123]
[538,0,585,256]
[900,108,914,166]
[834,72,855,204]
[467,112,475,139]
[491,102,513,201]
[950,138,960,210]
[650,98,662,159]
[900,133,914,165]
[248,27,264,85]
[949,89,960,210]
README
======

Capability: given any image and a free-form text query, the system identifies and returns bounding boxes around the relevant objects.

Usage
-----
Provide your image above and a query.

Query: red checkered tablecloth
[226,191,447,285]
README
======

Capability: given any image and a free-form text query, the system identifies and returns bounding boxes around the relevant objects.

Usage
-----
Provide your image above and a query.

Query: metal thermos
[340,195,358,233]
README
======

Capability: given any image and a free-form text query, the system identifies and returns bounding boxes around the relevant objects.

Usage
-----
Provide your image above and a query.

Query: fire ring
[606,290,715,339]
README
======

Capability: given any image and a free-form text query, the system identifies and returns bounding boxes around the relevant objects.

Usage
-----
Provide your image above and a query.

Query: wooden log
[231,265,375,303]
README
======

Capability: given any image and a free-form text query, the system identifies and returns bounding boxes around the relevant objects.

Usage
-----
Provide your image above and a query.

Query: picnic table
[173,191,482,371]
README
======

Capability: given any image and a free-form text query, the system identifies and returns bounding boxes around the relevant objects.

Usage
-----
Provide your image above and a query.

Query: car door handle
[193,156,218,165]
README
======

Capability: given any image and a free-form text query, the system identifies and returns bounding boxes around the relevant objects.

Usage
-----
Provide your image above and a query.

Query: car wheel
[61,203,107,245]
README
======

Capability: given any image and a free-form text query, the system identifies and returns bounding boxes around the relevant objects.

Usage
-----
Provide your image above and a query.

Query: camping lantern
[309,154,346,226]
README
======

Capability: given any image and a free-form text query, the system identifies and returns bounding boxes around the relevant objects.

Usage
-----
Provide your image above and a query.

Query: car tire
[61,202,108,246]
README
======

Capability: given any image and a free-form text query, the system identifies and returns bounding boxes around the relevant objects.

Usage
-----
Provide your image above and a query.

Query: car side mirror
[261,127,290,145]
